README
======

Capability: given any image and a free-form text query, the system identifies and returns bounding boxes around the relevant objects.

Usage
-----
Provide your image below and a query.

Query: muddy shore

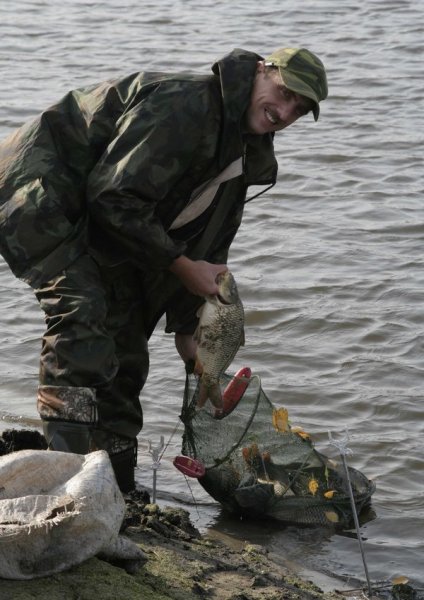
[0,429,417,600]
[0,487,348,600]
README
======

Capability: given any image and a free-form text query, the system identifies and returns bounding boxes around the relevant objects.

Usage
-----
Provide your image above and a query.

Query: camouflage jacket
[0,48,278,335]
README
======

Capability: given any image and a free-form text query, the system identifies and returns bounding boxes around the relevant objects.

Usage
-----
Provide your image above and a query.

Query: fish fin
[194,356,203,376]
[195,301,207,320]
[193,320,207,343]
[196,382,209,408]
[193,303,207,342]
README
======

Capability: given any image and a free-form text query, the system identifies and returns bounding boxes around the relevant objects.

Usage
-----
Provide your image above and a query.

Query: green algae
[0,558,147,600]
[0,503,345,600]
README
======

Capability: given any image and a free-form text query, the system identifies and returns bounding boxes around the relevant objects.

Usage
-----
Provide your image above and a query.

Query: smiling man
[0,46,327,492]
[245,48,327,134]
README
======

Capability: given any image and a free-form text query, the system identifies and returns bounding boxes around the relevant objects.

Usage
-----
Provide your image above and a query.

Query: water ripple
[0,0,423,587]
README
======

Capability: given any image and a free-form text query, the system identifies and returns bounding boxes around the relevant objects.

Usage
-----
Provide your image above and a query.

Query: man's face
[244,62,315,135]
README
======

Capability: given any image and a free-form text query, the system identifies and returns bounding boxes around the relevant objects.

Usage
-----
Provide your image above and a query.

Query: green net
[180,369,375,528]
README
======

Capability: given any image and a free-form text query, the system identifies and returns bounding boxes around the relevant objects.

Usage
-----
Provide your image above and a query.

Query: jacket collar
[212,48,277,186]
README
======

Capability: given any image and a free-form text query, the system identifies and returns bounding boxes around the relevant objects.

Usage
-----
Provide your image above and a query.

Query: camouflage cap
[264,47,328,121]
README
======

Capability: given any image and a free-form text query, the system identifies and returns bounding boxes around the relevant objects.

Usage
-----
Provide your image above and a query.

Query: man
[0,47,327,492]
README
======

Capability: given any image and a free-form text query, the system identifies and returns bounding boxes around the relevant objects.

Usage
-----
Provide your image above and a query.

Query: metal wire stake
[328,430,373,598]
[148,436,165,504]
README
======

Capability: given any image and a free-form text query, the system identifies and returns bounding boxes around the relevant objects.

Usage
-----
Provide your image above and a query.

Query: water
[1,0,423,591]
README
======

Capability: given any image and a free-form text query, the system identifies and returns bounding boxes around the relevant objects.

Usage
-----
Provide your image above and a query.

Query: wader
[35,254,148,492]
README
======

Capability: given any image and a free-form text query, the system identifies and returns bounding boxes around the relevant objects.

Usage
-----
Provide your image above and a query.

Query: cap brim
[280,69,320,121]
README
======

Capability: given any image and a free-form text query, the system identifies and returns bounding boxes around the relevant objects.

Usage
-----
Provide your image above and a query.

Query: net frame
[180,371,375,528]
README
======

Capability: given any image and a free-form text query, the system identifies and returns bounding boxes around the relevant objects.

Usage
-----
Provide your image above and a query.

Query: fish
[193,270,245,410]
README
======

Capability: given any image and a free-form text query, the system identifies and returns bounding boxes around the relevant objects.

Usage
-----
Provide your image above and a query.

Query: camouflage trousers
[34,254,149,444]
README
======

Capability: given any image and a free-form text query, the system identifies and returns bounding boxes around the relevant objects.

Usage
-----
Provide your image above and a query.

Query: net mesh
[180,370,375,528]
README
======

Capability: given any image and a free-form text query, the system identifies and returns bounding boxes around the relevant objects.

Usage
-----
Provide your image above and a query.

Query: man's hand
[169,255,227,296]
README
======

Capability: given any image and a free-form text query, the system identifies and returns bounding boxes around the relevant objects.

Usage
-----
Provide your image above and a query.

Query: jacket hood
[211,48,262,168]
[212,48,262,119]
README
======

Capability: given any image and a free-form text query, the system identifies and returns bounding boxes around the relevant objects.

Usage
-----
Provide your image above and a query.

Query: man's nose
[279,102,298,125]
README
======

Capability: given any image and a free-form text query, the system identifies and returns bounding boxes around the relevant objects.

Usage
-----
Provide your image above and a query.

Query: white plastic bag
[0,449,145,579]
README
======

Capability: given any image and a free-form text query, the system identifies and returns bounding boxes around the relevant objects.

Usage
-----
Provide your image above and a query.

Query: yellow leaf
[392,576,409,585]
[272,408,289,432]
[308,477,319,496]
[324,490,336,499]
[325,511,339,523]
[291,426,311,440]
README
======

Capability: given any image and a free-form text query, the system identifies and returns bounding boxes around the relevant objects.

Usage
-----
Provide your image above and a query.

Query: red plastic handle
[173,455,206,478]
[215,367,252,419]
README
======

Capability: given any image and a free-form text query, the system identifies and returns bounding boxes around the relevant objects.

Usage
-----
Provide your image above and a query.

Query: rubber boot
[38,385,137,493]
[38,384,98,452]
[91,427,138,494]
[109,443,138,494]
[42,421,138,493]
[42,420,95,454]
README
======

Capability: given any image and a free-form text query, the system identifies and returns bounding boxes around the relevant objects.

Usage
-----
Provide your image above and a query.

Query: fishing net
[180,369,375,528]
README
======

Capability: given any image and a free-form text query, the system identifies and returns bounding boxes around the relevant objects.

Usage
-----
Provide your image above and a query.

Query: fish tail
[208,383,223,409]
[196,379,223,410]
[196,383,209,408]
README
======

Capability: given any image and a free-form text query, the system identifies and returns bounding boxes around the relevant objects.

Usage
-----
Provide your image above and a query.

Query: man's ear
[256,60,265,73]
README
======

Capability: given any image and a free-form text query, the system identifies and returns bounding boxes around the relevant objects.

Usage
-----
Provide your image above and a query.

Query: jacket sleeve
[86,82,211,271]
[164,182,246,335]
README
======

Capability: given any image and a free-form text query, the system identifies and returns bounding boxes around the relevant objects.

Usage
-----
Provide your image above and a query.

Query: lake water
[0,0,423,592]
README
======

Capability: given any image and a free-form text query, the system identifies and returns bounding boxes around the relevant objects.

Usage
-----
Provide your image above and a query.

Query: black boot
[39,385,98,454]
[109,443,138,494]
[43,420,138,493]
[42,419,94,454]
[38,385,138,493]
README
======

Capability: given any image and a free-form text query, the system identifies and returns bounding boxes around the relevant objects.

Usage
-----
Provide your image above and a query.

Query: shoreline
[0,430,351,599]
[0,494,351,600]
[1,429,419,599]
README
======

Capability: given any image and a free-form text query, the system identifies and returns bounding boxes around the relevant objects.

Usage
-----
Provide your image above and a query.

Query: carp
[194,271,245,410]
